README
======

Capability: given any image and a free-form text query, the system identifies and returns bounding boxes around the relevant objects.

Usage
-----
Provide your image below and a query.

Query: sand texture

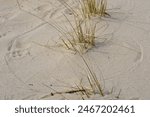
[0,0,150,100]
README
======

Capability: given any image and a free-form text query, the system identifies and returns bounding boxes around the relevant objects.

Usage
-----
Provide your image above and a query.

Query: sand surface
[0,0,150,99]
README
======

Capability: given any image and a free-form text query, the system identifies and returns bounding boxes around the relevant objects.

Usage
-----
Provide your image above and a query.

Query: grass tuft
[55,0,110,54]
[78,0,110,19]
[60,14,97,54]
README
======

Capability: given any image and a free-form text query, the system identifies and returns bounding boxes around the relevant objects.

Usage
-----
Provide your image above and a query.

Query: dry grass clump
[58,0,109,53]
[60,15,97,53]
[54,0,110,54]
[78,0,110,18]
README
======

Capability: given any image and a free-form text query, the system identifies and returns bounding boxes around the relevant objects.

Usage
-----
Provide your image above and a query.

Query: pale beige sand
[0,0,150,99]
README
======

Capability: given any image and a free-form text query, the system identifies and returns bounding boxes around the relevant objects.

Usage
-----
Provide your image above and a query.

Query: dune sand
[0,0,150,99]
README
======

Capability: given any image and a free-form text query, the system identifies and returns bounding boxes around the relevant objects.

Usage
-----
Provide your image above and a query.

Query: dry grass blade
[81,56,104,96]
[75,84,90,99]
[72,55,104,99]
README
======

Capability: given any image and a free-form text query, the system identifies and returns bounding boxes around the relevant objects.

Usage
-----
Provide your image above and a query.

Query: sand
[0,0,150,100]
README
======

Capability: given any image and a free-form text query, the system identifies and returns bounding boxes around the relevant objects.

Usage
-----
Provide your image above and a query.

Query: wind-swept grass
[78,0,110,18]
[56,0,109,54]
[54,0,110,53]
[60,15,97,53]
[58,0,109,19]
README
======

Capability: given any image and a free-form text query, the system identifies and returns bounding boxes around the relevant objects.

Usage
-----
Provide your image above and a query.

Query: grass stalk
[81,56,104,96]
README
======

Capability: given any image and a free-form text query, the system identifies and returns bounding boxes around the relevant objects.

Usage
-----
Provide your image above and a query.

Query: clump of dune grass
[58,0,109,19]
[78,0,110,18]
[59,15,97,54]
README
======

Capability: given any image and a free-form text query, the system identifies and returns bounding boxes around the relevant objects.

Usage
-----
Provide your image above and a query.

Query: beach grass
[59,14,97,53]
[78,0,110,19]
